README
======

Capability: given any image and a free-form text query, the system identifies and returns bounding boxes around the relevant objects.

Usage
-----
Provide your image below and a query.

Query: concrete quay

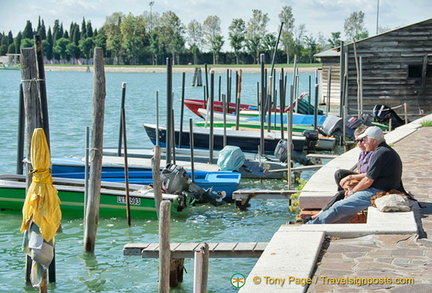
[240,114,432,292]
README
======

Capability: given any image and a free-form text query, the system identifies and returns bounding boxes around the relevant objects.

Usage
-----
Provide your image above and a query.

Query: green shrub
[421,120,432,127]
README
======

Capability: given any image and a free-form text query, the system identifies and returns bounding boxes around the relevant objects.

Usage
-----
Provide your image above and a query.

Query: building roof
[315,17,432,58]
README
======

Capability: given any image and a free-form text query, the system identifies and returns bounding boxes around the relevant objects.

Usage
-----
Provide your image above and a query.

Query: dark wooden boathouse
[315,18,432,119]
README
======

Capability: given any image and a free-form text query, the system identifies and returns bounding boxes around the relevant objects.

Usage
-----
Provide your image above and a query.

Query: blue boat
[50,157,241,201]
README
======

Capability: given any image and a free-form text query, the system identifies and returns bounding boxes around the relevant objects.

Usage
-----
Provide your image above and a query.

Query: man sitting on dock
[306,126,403,224]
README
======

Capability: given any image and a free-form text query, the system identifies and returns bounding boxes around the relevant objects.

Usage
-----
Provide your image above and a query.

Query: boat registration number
[117,196,141,205]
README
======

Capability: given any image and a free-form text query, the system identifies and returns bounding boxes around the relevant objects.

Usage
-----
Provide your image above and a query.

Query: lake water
[0,68,319,292]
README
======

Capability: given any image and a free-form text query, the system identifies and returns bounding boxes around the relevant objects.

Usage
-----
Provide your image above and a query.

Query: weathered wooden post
[159,201,171,293]
[21,37,57,291]
[21,46,41,291]
[152,145,162,218]
[84,47,106,253]
[117,82,127,156]
[166,58,173,164]
[208,70,214,164]
[193,243,209,293]
[17,84,25,174]
[122,107,131,226]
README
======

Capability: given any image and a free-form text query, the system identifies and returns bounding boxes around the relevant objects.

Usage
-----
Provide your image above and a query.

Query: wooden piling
[84,47,106,253]
[117,82,127,156]
[166,58,173,164]
[17,83,25,175]
[21,45,54,292]
[193,243,209,293]
[189,119,195,183]
[209,71,214,164]
[179,72,186,148]
[152,145,163,218]
[159,201,171,292]
[121,108,131,226]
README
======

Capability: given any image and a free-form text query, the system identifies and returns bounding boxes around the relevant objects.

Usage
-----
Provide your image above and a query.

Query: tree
[45,28,53,60]
[262,33,276,55]
[328,32,342,48]
[228,18,246,64]
[86,21,93,38]
[22,20,33,39]
[79,37,94,63]
[104,12,125,64]
[54,37,70,61]
[203,15,224,64]
[93,27,107,57]
[157,11,185,64]
[148,31,161,65]
[246,9,269,63]
[344,11,368,40]
[186,20,204,64]
[279,5,295,64]
[52,20,62,45]
[13,32,22,54]
[303,35,317,63]
[36,17,46,39]
[66,42,80,63]
[81,17,87,39]
[120,13,147,64]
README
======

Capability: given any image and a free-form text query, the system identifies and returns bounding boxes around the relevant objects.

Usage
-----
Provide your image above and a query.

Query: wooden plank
[214,242,237,252]
[171,243,201,258]
[235,242,258,251]
[144,243,160,251]
[254,242,268,251]
[123,243,150,256]
[124,242,268,258]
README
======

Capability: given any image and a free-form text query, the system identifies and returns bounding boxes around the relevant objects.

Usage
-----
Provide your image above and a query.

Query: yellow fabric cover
[20,128,62,242]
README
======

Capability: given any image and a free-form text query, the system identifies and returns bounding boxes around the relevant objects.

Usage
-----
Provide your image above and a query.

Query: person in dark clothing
[306,125,372,221]
[307,126,403,224]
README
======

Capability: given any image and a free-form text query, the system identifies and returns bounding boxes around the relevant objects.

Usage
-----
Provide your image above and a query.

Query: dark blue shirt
[366,141,402,191]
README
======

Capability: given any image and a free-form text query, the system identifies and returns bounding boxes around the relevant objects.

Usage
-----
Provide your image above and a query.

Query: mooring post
[193,243,209,293]
[152,145,162,218]
[117,82,127,156]
[159,201,171,292]
[84,47,106,253]
[21,44,52,292]
[17,84,25,175]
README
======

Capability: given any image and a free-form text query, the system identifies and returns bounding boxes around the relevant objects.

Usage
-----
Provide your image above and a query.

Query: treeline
[0,6,370,66]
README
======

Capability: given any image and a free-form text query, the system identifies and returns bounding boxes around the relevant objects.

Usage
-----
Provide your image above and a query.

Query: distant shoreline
[44,65,321,74]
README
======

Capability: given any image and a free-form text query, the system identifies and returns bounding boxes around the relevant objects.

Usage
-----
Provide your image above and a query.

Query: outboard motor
[372,104,405,129]
[274,139,312,165]
[303,130,319,153]
[186,183,226,206]
[161,163,226,206]
[161,163,190,194]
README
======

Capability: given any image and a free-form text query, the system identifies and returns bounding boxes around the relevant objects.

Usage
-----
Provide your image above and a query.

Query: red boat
[184,99,260,118]
[184,92,310,119]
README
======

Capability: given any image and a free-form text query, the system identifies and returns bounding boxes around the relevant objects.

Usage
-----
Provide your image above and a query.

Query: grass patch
[420,120,432,127]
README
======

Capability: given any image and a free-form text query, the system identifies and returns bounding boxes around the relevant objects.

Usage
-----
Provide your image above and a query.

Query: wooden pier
[123,242,267,258]
[232,189,297,210]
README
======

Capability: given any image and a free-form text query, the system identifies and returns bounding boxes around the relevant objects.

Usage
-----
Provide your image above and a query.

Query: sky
[1,0,432,50]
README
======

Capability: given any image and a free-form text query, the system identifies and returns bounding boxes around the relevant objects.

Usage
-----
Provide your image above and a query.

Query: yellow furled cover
[20,128,62,242]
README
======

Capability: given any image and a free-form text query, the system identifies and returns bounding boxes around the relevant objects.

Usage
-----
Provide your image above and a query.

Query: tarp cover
[217,145,245,171]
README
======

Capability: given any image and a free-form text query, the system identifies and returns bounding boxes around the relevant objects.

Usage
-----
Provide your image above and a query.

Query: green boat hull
[195,121,314,133]
[0,176,183,219]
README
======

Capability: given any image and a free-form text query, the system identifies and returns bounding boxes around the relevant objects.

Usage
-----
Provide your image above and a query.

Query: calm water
[0,68,319,292]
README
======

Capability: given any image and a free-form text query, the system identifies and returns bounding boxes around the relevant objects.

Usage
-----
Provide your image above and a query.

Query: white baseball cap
[358,126,384,141]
